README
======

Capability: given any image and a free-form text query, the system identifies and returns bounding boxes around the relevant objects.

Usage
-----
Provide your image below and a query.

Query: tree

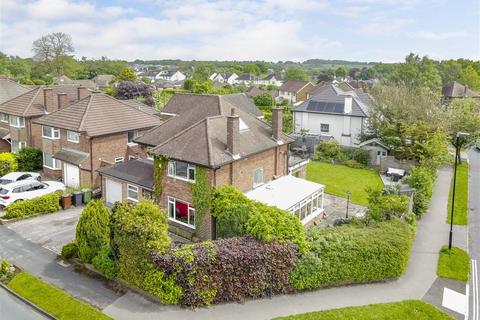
[253,93,275,106]
[15,147,42,171]
[116,81,152,100]
[76,200,111,263]
[116,67,137,81]
[335,66,347,79]
[284,67,308,81]
[243,64,260,76]
[317,69,334,82]
[458,66,480,92]
[32,32,74,76]
[390,53,442,93]
[438,60,462,85]
[192,64,210,82]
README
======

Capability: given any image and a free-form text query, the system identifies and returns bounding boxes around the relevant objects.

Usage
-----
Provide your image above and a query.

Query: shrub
[113,200,170,288]
[92,246,117,279]
[290,219,415,290]
[312,142,370,167]
[0,152,18,176]
[143,270,183,304]
[4,192,61,219]
[253,93,275,106]
[76,200,110,263]
[366,188,410,221]
[0,260,14,281]
[246,202,309,253]
[312,140,343,162]
[152,237,298,307]
[61,242,78,260]
[405,166,435,217]
[344,159,362,168]
[351,148,370,166]
[15,147,42,171]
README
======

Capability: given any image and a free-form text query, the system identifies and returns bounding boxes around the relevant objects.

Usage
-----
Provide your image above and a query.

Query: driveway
[7,205,84,254]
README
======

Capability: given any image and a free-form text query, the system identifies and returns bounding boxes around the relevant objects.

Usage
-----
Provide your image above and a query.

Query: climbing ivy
[190,167,212,231]
[154,155,168,204]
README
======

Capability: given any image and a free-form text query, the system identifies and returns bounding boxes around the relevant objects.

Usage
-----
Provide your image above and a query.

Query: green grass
[437,246,470,282]
[8,272,111,320]
[447,163,469,225]
[273,300,453,320]
[306,161,383,206]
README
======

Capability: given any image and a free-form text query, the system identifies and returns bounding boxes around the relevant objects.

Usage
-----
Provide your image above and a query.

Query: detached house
[0,85,89,153]
[277,80,314,104]
[155,70,186,82]
[234,74,259,86]
[210,73,238,85]
[98,93,325,241]
[258,74,283,87]
[33,93,161,188]
[292,83,373,147]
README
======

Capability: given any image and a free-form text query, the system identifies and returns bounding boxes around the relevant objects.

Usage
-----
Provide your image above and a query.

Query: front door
[63,163,80,188]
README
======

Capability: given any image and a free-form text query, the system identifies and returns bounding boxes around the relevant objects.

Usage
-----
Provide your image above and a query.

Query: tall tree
[284,67,308,81]
[192,64,211,82]
[335,66,347,79]
[390,53,442,93]
[32,32,74,76]
[115,67,137,81]
[458,66,480,91]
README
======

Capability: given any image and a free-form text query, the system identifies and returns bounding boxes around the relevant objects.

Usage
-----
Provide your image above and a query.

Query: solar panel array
[305,101,345,113]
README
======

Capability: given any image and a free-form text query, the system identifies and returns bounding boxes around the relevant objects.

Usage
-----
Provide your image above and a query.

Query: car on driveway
[0,172,41,185]
[0,180,65,207]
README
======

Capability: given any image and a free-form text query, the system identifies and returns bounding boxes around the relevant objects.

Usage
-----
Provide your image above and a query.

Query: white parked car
[0,180,65,207]
[0,172,41,185]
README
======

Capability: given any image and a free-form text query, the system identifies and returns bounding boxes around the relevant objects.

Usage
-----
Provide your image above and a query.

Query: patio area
[314,193,368,227]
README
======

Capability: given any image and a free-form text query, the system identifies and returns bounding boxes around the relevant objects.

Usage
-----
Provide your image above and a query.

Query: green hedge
[0,152,18,176]
[312,141,371,167]
[15,147,42,171]
[405,166,436,217]
[3,192,61,219]
[290,219,415,290]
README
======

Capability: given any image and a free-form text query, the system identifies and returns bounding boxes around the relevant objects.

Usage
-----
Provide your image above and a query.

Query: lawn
[306,161,383,206]
[8,272,112,320]
[447,163,469,225]
[273,300,453,320]
[437,246,470,282]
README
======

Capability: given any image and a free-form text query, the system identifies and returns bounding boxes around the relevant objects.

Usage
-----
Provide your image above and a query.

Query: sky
[0,0,478,63]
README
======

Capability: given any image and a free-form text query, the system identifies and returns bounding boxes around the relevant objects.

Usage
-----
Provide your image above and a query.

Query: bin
[72,191,84,206]
[82,188,92,204]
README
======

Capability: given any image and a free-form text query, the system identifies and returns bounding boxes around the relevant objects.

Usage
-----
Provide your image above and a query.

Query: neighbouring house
[92,74,114,89]
[99,93,325,241]
[138,71,159,83]
[277,80,314,104]
[53,75,96,90]
[357,138,389,166]
[0,85,89,153]
[234,74,259,86]
[258,74,283,87]
[32,93,161,188]
[442,81,480,102]
[210,73,238,85]
[348,79,376,91]
[292,83,373,147]
[155,70,187,82]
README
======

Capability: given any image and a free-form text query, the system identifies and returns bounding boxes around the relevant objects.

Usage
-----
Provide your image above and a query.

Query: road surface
[0,287,47,320]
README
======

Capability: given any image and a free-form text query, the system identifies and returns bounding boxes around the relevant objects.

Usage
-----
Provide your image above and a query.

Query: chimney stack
[344,95,352,114]
[227,108,240,157]
[272,107,283,141]
[57,93,68,110]
[77,85,88,100]
[43,88,54,113]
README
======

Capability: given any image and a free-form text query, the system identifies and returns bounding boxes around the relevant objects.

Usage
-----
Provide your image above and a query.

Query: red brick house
[33,93,161,188]
[98,93,325,241]
[277,80,315,104]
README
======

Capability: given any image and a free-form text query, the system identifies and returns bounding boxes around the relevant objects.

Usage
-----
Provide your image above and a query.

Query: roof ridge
[23,87,42,117]
[78,95,94,132]
[109,95,160,121]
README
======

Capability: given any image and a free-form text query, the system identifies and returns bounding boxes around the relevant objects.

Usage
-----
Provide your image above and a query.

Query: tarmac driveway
[7,206,84,255]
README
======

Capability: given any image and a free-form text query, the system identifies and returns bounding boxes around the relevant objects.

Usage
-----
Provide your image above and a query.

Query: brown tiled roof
[442,81,480,98]
[33,93,161,137]
[136,93,293,168]
[120,99,160,116]
[278,80,312,93]
[0,84,86,117]
[0,78,30,104]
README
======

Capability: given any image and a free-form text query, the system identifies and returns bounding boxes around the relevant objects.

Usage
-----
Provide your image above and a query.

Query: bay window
[168,160,195,182]
[168,196,195,228]
[42,126,60,139]
[9,116,24,128]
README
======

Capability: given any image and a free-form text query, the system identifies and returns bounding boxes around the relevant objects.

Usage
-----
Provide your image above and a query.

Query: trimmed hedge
[61,242,78,260]
[3,192,61,219]
[152,237,298,307]
[290,219,415,290]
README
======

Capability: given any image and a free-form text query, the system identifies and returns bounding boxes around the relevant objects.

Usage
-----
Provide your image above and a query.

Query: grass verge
[437,245,470,282]
[273,300,453,320]
[306,161,383,206]
[8,272,111,320]
[447,163,468,225]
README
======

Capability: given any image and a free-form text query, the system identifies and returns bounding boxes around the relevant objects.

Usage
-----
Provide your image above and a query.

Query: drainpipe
[89,138,94,187]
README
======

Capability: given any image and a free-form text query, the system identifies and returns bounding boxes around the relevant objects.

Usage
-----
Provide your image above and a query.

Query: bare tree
[32,32,74,76]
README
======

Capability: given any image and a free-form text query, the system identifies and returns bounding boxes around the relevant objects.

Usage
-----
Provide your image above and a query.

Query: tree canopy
[284,67,308,81]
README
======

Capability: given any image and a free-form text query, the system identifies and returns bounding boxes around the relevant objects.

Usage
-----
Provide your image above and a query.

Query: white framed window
[9,116,24,128]
[127,184,139,202]
[168,196,195,228]
[42,126,60,139]
[114,157,124,164]
[289,189,323,224]
[67,130,79,143]
[253,167,264,188]
[0,113,8,123]
[11,140,26,153]
[43,152,61,170]
[167,160,195,182]
[320,123,330,133]
[127,130,138,145]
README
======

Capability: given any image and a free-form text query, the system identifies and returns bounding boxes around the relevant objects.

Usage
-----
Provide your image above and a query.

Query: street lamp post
[346,191,351,219]
[449,132,470,250]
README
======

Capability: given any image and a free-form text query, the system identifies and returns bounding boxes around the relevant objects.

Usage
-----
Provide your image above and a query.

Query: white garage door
[105,179,123,205]
[63,163,80,188]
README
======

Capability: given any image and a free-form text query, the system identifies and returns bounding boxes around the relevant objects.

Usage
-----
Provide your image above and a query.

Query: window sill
[67,139,79,144]
[168,217,196,230]
[42,136,60,140]
[43,165,61,170]
[10,125,25,129]
[167,175,195,183]
[127,197,139,203]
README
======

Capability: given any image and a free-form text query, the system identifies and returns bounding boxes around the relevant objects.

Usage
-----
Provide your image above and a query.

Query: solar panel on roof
[306,101,344,113]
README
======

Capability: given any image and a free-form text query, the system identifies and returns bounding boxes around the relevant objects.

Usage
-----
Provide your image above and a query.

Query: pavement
[468,149,480,320]
[0,286,48,320]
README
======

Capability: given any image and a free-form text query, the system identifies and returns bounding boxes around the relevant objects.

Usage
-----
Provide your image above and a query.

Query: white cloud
[414,31,467,40]
[358,19,413,36]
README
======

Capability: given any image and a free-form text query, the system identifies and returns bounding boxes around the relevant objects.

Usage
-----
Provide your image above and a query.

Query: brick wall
[297,83,315,102]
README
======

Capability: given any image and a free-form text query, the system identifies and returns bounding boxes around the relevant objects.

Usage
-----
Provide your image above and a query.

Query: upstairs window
[9,116,24,128]
[127,130,138,144]
[320,124,330,133]
[168,160,195,182]
[0,113,8,123]
[42,126,60,139]
[67,131,79,143]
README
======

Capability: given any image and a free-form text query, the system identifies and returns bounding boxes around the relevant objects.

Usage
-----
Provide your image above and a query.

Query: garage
[63,163,80,188]
[105,179,123,205]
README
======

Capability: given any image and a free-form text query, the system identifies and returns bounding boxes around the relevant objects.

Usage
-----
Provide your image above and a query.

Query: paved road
[468,149,480,320]
[0,287,47,320]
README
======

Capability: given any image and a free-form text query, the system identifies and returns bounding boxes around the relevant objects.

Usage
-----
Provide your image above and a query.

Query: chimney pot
[43,88,54,113]
[57,93,68,110]
[272,107,283,140]
[227,108,240,156]
[77,85,88,100]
